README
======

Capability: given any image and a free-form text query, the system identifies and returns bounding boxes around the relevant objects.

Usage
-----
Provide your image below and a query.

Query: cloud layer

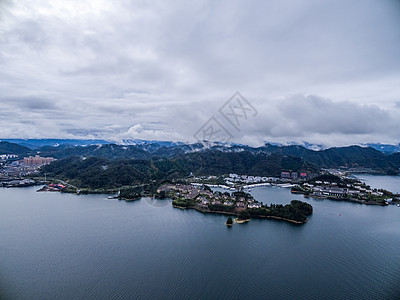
[0,0,400,146]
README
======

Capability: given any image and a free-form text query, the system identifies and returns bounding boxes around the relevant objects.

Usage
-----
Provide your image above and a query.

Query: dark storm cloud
[1,96,57,110]
[230,95,400,147]
[277,96,388,135]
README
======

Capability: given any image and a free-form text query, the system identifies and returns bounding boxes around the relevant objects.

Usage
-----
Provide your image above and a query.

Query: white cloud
[0,0,399,146]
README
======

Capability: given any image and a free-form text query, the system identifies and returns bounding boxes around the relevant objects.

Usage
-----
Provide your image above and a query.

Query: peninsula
[290,174,394,206]
[158,184,313,224]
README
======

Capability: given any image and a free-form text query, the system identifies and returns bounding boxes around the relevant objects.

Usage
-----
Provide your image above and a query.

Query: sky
[0,0,400,147]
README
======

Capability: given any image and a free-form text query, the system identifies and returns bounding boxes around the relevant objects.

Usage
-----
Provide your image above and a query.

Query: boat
[108,191,120,199]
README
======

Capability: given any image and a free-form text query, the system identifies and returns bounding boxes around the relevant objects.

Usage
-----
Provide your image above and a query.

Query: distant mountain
[255,144,398,172]
[3,138,400,175]
[365,143,400,154]
[37,144,151,160]
[40,141,400,190]
[264,141,326,151]
[0,141,32,155]
[1,139,110,149]
[5,138,399,154]
[266,141,400,153]
[33,141,400,174]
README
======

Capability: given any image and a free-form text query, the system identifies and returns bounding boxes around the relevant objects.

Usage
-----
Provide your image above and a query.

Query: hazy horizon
[1,137,400,151]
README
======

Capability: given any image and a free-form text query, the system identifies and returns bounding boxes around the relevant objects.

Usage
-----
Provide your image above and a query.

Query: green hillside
[0,141,32,155]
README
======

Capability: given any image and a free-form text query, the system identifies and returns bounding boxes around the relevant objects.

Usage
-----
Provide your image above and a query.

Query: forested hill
[41,143,400,190]
[41,152,317,189]
[2,139,400,175]
[36,142,400,174]
[34,142,203,159]
[259,144,400,173]
[0,141,32,155]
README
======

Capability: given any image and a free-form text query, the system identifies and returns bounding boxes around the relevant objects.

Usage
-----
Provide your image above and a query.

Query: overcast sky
[1,0,400,146]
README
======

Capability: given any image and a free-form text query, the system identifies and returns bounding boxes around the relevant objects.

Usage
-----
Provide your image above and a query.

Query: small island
[225,217,233,226]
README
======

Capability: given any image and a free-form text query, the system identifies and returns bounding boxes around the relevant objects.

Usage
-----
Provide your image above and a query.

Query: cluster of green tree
[247,200,313,223]
[156,190,167,199]
[41,156,187,189]
[208,204,235,213]
[365,196,388,205]
[378,189,397,197]
[237,210,250,221]
[232,191,253,200]
[38,144,151,160]
[119,186,144,200]
[289,200,314,215]
[172,198,194,208]
[291,185,307,193]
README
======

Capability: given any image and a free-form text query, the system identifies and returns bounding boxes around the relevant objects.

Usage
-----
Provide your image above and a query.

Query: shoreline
[253,215,307,224]
[34,186,310,224]
[172,203,307,224]
[304,194,388,206]
[235,218,250,224]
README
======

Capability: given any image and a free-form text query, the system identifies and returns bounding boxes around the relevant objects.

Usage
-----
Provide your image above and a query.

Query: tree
[157,190,166,199]
[203,184,212,192]
[238,210,250,221]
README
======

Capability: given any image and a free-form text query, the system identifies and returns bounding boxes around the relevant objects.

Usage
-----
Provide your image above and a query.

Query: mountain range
[2,140,400,177]
[3,138,400,153]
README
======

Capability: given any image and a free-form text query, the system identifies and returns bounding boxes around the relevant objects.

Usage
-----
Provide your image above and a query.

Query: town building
[23,155,56,166]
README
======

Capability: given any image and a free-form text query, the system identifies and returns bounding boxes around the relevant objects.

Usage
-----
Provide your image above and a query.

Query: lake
[1,178,400,299]
[354,174,400,194]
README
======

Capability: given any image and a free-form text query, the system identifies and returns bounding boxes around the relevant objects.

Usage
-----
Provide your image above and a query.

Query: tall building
[23,155,56,166]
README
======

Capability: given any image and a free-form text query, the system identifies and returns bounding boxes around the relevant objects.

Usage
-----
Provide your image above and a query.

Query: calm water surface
[354,174,400,194]
[1,181,400,299]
